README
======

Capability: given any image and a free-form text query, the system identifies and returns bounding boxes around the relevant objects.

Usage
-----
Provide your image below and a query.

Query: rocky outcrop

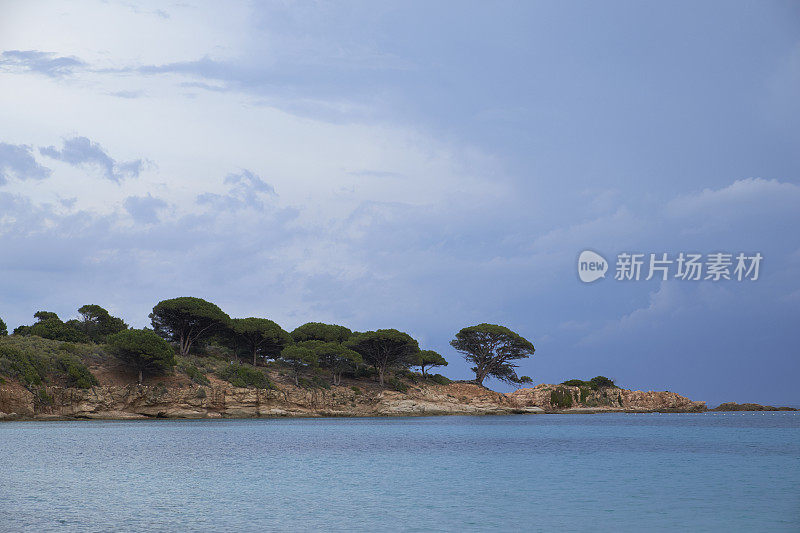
[711,402,797,412]
[507,383,706,413]
[0,380,706,420]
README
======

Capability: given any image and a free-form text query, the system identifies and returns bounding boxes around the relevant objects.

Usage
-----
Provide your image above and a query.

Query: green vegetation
[180,363,211,386]
[412,350,448,377]
[291,322,352,343]
[76,304,127,342]
[561,376,618,390]
[280,345,318,386]
[346,329,419,386]
[150,297,229,356]
[299,341,362,386]
[0,338,98,389]
[218,363,272,389]
[450,323,535,386]
[225,317,291,366]
[428,373,451,385]
[4,297,551,394]
[550,387,573,409]
[107,329,176,384]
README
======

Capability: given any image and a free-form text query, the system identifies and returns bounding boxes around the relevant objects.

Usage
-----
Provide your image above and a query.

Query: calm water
[1,413,799,532]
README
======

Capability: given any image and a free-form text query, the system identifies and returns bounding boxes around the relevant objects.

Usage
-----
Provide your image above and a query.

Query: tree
[77,304,127,342]
[301,341,362,385]
[346,329,419,386]
[291,322,352,343]
[0,317,7,336]
[450,323,535,387]
[280,345,317,386]
[412,350,448,377]
[149,297,229,356]
[28,312,90,343]
[229,317,291,366]
[33,311,59,322]
[107,329,176,385]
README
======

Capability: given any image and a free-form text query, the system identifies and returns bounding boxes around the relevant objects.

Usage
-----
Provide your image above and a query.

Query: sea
[1,413,798,532]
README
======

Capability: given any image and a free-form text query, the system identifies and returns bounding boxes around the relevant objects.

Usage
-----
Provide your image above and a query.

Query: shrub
[181,363,211,386]
[550,387,573,409]
[428,373,451,385]
[388,376,408,393]
[218,363,272,389]
[196,387,207,399]
[579,387,591,403]
[55,354,99,389]
[589,376,617,389]
[350,386,362,395]
[562,379,590,387]
[0,343,97,389]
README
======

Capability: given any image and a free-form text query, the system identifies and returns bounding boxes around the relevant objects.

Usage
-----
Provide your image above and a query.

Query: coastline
[0,380,712,421]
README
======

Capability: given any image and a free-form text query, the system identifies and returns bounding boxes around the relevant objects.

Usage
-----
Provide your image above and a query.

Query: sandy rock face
[508,384,706,412]
[0,380,705,420]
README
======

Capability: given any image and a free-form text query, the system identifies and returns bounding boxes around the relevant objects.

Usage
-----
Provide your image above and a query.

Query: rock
[0,379,710,420]
[710,402,797,411]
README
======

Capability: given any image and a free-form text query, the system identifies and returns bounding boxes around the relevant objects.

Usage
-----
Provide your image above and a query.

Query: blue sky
[0,1,798,405]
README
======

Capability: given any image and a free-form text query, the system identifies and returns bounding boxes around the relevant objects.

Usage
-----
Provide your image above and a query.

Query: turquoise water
[1,413,799,532]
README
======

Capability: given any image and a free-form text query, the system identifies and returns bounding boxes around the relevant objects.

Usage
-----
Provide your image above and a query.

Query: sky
[0,0,798,405]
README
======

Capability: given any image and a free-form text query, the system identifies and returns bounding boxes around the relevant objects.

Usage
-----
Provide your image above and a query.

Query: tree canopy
[413,350,448,377]
[0,317,6,336]
[150,297,229,356]
[280,345,317,385]
[229,317,291,366]
[27,312,91,343]
[346,329,419,386]
[300,341,362,385]
[77,304,127,342]
[291,322,352,343]
[450,323,534,386]
[107,328,176,384]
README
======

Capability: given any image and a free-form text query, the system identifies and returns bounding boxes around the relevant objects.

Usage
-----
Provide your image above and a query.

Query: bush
[562,376,618,390]
[218,363,272,389]
[589,376,617,389]
[180,363,211,386]
[55,353,99,389]
[428,373,451,385]
[350,386,362,395]
[562,379,589,387]
[550,387,573,409]
[0,343,97,389]
[196,387,207,399]
[388,376,408,393]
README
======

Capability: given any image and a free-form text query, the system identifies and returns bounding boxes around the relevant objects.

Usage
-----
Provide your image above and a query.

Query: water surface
[1,413,799,531]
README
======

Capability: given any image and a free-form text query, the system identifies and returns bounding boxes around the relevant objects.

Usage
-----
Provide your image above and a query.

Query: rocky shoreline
[0,380,712,421]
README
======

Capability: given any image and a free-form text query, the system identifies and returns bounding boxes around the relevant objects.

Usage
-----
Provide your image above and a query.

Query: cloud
[39,137,144,183]
[0,50,86,77]
[196,169,276,211]
[667,178,800,217]
[124,194,168,224]
[0,143,52,185]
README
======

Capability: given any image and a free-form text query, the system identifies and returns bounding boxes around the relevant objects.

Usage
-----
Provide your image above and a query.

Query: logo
[578,250,608,283]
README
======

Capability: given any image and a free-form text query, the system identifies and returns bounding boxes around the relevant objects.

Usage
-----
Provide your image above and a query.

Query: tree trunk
[138,368,143,385]
[422,366,427,378]
[252,348,257,367]
[294,372,299,386]
[378,367,385,387]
